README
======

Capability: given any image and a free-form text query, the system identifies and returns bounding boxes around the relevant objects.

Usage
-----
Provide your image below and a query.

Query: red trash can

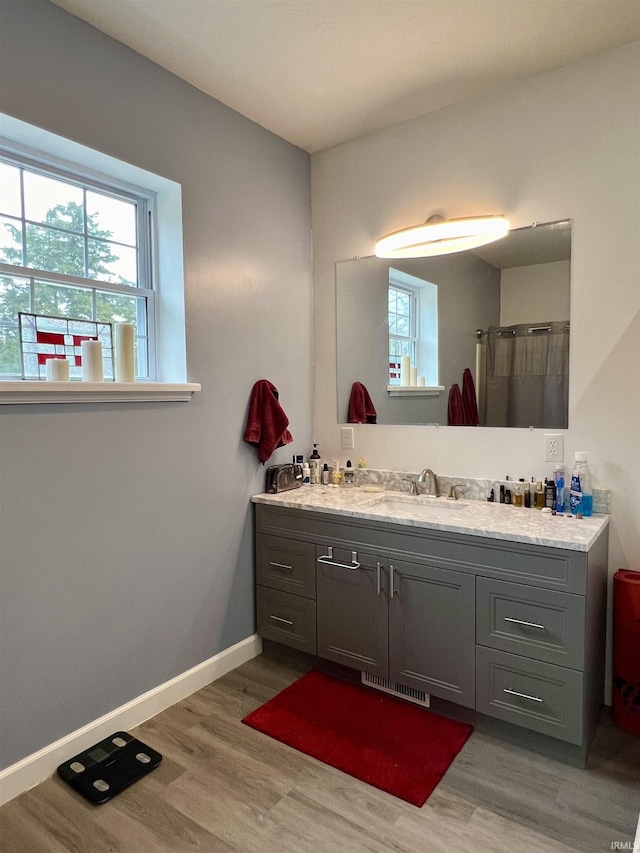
[612,569,640,733]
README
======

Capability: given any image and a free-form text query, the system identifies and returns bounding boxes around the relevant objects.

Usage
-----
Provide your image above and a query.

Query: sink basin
[364,495,468,518]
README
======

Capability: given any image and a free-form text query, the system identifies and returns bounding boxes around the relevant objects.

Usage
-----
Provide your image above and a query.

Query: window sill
[386,385,444,397]
[0,381,201,405]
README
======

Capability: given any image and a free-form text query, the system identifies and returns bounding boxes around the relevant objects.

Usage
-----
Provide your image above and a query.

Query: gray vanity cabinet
[316,547,389,676]
[254,501,608,764]
[388,560,476,708]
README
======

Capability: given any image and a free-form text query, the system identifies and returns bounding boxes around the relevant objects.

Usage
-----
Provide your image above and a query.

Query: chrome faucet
[417,468,438,498]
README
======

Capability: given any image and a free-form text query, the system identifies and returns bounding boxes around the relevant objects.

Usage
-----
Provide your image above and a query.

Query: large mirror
[336,220,571,428]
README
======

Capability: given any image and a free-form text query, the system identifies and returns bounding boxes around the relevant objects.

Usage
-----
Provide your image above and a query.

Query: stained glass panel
[18,312,113,380]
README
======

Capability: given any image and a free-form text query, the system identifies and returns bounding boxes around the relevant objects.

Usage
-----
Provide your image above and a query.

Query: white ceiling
[50,0,640,153]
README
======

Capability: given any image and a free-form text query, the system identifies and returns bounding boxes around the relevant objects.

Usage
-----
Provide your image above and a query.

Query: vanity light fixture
[375,214,510,259]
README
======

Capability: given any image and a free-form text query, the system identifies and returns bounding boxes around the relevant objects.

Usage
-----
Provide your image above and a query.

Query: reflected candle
[46,358,70,381]
[81,340,103,381]
[400,355,410,386]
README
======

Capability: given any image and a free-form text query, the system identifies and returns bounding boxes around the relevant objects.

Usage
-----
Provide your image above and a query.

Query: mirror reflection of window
[388,269,438,386]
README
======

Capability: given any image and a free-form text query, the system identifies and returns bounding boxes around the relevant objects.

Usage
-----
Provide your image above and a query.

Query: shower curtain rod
[476,323,570,338]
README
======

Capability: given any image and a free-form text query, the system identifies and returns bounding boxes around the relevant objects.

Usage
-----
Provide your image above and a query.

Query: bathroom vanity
[252,487,609,765]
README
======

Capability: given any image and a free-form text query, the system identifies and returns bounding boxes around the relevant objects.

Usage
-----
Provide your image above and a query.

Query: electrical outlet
[340,426,355,451]
[544,433,564,463]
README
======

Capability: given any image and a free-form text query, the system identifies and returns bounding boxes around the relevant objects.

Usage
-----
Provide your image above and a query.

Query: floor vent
[361,672,430,707]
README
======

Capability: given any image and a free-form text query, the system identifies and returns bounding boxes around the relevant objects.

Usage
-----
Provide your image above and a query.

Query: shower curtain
[483,321,569,428]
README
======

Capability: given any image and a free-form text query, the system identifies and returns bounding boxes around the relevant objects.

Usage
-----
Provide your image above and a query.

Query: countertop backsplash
[343,468,611,514]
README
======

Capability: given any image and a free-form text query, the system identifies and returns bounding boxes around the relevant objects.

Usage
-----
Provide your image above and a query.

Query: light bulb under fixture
[375,214,510,258]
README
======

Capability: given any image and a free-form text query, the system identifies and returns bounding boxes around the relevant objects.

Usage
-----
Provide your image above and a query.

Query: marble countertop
[252,486,609,551]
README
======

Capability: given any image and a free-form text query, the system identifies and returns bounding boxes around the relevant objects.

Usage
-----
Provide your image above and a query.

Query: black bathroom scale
[57,731,162,804]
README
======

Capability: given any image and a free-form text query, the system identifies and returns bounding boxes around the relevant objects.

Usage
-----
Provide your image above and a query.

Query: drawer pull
[270,615,294,626]
[504,616,545,630]
[503,687,543,703]
[376,562,381,596]
[390,564,395,598]
[317,546,361,571]
[269,561,293,572]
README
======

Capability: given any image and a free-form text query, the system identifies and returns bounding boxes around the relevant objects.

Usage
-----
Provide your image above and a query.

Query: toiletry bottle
[321,463,330,485]
[309,443,321,485]
[524,481,531,508]
[504,488,512,505]
[570,452,593,517]
[331,460,342,486]
[544,478,556,509]
[343,460,355,487]
[302,463,310,485]
[513,483,523,507]
[553,465,565,513]
[487,488,495,502]
[499,484,505,503]
[534,480,545,509]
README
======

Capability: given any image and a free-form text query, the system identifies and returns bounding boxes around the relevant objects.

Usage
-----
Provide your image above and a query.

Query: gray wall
[0,0,312,769]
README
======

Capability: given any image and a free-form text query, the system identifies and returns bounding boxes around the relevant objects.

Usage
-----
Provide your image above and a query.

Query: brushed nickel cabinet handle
[269,561,293,572]
[503,687,543,702]
[376,562,381,595]
[389,564,395,598]
[317,546,361,570]
[270,615,294,626]
[504,616,545,630]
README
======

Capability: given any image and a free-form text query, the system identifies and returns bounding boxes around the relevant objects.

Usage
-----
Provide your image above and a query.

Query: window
[388,284,417,384]
[388,269,439,387]
[0,154,154,379]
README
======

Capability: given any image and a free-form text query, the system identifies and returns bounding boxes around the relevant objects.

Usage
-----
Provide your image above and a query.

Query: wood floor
[1,648,638,853]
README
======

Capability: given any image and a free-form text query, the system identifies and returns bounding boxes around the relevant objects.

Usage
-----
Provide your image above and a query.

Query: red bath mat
[241,669,473,807]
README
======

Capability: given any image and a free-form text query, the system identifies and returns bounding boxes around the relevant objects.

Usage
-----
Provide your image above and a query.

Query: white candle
[410,366,417,386]
[46,358,70,381]
[418,375,426,386]
[114,323,135,382]
[400,355,410,386]
[81,340,103,382]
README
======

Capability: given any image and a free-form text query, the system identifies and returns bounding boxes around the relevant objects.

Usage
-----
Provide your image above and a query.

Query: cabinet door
[316,546,388,676]
[389,560,476,708]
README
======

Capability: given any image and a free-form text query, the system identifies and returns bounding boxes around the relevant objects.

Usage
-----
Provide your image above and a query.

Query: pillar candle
[400,355,410,386]
[81,340,103,382]
[114,323,135,382]
[46,358,70,381]
[410,366,417,386]
[418,376,426,386]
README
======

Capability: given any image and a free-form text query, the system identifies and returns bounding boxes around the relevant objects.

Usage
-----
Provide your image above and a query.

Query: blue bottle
[553,465,565,513]
[570,452,593,517]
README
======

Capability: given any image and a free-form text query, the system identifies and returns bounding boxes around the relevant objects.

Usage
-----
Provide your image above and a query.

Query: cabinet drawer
[256,586,316,654]
[256,535,316,599]
[476,577,584,669]
[476,646,583,744]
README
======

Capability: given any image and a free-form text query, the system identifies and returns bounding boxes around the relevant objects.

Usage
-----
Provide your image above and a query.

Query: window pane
[95,290,139,325]
[388,290,396,312]
[136,336,149,378]
[0,215,22,265]
[88,239,137,286]
[23,172,83,231]
[0,162,22,218]
[396,292,410,315]
[0,326,21,374]
[0,275,30,321]
[86,191,137,247]
[26,223,85,276]
[396,316,409,337]
[34,280,92,319]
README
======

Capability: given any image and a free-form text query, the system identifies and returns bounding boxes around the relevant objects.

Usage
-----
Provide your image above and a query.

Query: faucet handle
[448,484,467,501]
[402,477,418,496]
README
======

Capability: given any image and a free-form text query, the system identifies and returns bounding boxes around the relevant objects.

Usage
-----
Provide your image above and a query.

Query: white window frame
[0,114,198,403]
[0,150,156,380]
[388,283,418,385]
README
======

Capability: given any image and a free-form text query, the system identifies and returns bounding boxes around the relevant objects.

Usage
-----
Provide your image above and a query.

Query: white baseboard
[0,633,262,806]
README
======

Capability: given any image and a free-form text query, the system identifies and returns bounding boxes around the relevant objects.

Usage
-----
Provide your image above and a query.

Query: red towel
[448,383,465,425]
[462,368,479,426]
[348,382,377,424]
[243,380,293,463]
